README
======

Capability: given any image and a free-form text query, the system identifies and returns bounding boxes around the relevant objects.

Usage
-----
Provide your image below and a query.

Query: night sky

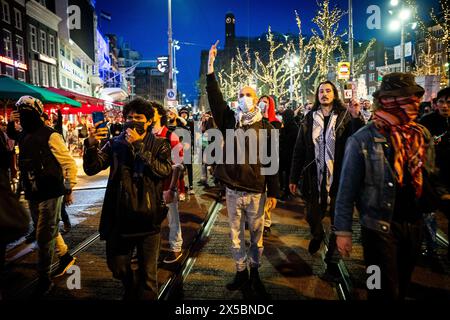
[95,0,440,102]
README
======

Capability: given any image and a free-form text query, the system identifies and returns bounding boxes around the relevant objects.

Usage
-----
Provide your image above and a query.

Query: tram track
[158,197,223,300]
[5,186,106,266]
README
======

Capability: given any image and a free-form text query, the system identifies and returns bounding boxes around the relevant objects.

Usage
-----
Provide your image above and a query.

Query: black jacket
[289,106,364,201]
[206,73,279,197]
[279,118,299,170]
[8,123,66,201]
[420,111,450,189]
[83,132,173,239]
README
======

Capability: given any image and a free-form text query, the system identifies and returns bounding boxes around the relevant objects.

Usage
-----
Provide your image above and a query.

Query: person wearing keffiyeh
[206,40,279,296]
[289,81,364,281]
[334,72,437,300]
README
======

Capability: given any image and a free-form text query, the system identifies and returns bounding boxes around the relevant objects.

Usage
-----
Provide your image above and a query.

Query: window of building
[17,69,26,82]
[41,62,48,87]
[40,30,47,55]
[60,44,65,57]
[3,29,13,58]
[66,48,71,61]
[67,78,73,89]
[73,57,81,69]
[369,61,375,70]
[369,73,375,82]
[50,65,57,87]
[1,1,10,23]
[30,25,37,51]
[369,86,376,95]
[4,65,14,77]
[16,35,24,62]
[436,53,442,65]
[368,50,375,57]
[14,8,21,30]
[61,75,67,88]
[406,66,410,72]
[32,60,39,85]
[48,34,55,58]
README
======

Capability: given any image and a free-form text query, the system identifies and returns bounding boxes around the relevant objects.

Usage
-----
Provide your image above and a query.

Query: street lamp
[172,39,180,91]
[389,1,412,73]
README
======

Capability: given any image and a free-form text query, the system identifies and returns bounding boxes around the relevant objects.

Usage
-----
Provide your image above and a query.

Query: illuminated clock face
[226,17,231,23]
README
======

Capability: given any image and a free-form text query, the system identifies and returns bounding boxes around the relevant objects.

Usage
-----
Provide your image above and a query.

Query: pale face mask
[238,96,254,113]
[258,101,267,113]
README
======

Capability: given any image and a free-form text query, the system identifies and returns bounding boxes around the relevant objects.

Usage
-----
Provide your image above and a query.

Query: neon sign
[0,55,28,70]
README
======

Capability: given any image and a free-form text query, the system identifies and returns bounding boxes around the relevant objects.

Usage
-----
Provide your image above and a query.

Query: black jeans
[106,232,161,300]
[306,191,339,264]
[361,220,423,300]
[185,163,193,188]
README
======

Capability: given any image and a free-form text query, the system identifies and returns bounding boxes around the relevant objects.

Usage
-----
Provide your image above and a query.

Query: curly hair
[122,97,155,122]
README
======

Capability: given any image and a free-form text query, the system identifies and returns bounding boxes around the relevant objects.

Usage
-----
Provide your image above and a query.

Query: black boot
[319,262,341,283]
[250,267,268,298]
[226,269,249,291]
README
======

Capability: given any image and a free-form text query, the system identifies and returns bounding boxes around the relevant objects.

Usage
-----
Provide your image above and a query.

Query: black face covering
[20,110,43,133]
[123,121,146,135]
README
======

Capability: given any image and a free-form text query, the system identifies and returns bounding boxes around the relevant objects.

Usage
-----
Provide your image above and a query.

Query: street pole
[168,0,173,90]
[349,0,354,80]
[400,22,405,72]
[173,40,177,91]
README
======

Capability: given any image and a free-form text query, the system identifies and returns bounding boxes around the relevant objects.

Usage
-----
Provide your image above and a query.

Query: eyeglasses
[239,93,252,98]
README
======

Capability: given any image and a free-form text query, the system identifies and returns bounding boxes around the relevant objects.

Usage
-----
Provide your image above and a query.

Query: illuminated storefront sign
[39,54,57,65]
[61,60,85,81]
[0,55,28,70]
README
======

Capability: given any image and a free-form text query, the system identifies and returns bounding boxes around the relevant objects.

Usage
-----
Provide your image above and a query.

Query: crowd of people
[0,41,449,301]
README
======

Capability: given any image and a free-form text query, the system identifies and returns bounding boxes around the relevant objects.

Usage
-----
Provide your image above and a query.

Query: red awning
[44,87,107,115]
[46,87,105,107]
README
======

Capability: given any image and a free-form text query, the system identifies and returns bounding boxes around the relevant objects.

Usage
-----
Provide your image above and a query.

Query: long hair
[312,81,346,112]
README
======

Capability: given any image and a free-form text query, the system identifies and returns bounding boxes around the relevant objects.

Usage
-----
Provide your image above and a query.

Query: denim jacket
[334,123,435,235]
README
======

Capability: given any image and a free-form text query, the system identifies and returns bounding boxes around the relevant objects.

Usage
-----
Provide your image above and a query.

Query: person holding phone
[289,81,364,282]
[83,98,173,300]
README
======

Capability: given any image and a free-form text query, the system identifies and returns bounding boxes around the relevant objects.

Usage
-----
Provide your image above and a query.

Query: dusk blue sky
[95,0,440,101]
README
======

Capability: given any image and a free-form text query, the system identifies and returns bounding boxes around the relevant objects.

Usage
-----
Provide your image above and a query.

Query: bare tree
[234,26,293,100]
[309,0,346,89]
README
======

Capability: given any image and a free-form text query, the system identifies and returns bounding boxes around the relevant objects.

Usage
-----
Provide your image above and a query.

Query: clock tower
[225,12,235,48]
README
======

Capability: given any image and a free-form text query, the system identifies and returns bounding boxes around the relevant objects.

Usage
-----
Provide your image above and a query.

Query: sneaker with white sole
[163,251,183,264]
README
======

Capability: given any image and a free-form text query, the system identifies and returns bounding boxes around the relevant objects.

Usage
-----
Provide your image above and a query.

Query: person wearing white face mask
[257,95,281,237]
[206,40,279,297]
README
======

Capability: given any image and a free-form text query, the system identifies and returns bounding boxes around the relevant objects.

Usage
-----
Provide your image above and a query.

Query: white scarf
[312,109,338,198]
[235,106,263,127]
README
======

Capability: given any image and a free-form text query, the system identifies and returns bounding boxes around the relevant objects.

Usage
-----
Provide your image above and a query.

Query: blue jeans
[225,187,265,272]
[167,197,182,252]
[29,196,63,278]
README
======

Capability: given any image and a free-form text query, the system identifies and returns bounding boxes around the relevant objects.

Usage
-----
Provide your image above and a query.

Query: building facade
[55,0,95,96]
[26,0,60,88]
[134,61,167,104]
[1,0,28,81]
